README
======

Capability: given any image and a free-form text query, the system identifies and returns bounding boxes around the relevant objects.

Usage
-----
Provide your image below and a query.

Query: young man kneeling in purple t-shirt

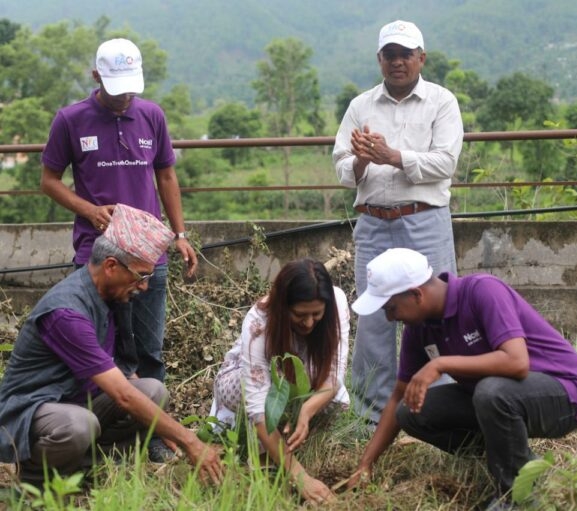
[347,248,577,510]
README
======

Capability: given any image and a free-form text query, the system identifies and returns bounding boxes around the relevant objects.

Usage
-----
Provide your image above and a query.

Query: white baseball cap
[96,38,144,96]
[377,20,424,52]
[352,248,433,315]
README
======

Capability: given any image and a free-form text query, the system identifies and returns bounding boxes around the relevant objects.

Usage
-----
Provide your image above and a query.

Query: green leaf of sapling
[265,377,290,434]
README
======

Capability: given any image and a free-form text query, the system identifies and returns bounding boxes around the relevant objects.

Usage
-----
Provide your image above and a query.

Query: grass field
[2,226,577,510]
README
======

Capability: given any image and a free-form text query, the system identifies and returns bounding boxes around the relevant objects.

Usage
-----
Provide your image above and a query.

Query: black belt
[355,202,437,220]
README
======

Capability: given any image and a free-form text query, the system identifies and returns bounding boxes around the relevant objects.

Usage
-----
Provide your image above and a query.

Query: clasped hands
[351,126,389,165]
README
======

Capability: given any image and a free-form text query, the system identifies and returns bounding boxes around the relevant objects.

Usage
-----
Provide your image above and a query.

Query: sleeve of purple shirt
[38,308,116,380]
[466,277,527,349]
[41,110,72,173]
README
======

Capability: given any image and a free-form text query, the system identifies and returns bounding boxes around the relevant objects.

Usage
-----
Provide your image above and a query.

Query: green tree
[0,16,169,133]
[565,103,577,129]
[0,19,172,223]
[477,72,555,132]
[252,37,321,213]
[445,68,489,109]
[0,97,51,144]
[518,138,565,180]
[208,103,262,165]
[475,72,557,174]
[561,104,577,175]
[252,37,321,137]
[0,98,70,222]
[159,83,194,139]
[421,50,458,85]
[334,83,359,124]
[0,18,20,45]
[0,23,98,112]
[444,67,489,130]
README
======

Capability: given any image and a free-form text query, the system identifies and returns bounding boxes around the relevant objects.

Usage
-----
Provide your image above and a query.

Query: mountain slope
[0,0,575,104]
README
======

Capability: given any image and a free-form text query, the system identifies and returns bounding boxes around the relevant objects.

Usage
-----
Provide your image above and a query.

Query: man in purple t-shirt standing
[40,38,193,461]
[346,248,577,510]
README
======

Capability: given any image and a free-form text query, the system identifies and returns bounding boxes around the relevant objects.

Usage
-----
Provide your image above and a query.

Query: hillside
[0,0,576,104]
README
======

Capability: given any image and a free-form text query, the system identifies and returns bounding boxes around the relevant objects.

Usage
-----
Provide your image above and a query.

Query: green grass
[10,411,574,510]
[5,415,576,510]
[3,238,577,510]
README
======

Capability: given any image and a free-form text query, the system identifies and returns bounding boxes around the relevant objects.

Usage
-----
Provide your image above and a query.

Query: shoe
[147,438,178,464]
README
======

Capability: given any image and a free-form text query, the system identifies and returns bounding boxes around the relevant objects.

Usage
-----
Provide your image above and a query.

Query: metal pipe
[1,129,576,154]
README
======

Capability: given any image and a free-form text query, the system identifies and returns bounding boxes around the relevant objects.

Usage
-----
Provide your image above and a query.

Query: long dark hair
[260,259,340,390]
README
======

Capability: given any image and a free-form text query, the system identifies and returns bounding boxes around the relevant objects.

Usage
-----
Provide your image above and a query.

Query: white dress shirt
[333,76,463,208]
[224,286,350,424]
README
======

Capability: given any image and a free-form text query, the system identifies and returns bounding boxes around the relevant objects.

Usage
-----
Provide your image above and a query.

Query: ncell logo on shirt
[139,138,153,149]
[463,329,482,347]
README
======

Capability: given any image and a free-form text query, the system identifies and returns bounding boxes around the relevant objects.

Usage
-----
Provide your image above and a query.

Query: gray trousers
[352,207,456,423]
[21,378,168,482]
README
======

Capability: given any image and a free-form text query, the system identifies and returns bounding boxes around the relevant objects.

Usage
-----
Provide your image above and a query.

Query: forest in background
[0,9,576,223]
[0,0,576,105]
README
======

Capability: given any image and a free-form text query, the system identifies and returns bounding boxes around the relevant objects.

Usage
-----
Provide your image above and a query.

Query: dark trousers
[396,373,577,495]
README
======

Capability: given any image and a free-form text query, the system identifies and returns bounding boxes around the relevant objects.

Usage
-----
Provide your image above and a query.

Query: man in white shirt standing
[333,20,463,426]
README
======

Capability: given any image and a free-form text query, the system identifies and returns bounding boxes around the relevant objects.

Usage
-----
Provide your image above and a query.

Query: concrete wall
[454,221,577,336]
[2,220,577,335]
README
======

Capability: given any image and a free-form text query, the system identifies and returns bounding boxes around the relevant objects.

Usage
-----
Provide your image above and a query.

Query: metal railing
[1,129,577,276]
[1,129,577,196]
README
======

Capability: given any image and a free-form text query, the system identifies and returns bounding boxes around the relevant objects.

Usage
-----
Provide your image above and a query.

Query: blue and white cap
[377,20,424,52]
[96,38,144,96]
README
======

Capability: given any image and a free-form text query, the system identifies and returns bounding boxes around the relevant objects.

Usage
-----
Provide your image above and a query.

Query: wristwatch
[174,232,187,240]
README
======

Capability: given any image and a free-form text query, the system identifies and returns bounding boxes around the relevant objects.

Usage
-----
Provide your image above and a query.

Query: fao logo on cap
[115,53,139,69]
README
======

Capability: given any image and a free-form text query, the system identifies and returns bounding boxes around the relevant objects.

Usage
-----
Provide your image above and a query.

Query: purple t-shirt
[399,272,577,407]
[38,308,116,402]
[42,89,176,264]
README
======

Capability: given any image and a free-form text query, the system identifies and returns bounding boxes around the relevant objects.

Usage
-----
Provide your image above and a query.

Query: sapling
[264,353,315,437]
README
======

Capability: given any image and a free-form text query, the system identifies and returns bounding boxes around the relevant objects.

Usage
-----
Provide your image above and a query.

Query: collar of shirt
[379,75,427,103]
[90,88,136,120]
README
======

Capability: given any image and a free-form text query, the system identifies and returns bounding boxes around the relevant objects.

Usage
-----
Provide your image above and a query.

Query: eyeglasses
[115,258,154,284]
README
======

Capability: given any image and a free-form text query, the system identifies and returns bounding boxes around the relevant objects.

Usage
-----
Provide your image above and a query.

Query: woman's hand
[285,408,312,452]
[286,385,336,453]
[295,472,336,505]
